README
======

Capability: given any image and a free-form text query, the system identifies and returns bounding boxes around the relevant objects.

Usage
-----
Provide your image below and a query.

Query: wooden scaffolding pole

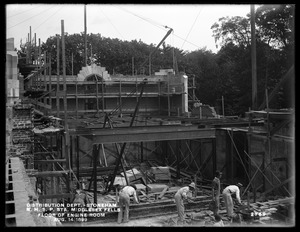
[49,53,52,113]
[76,136,80,189]
[251,4,257,110]
[96,77,99,116]
[93,144,98,203]
[56,35,60,118]
[61,19,71,198]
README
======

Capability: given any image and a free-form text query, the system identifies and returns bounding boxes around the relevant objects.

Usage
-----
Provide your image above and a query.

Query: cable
[114,5,203,51]
[33,5,64,32]
[7,5,57,30]
[174,33,202,51]
[114,5,166,30]
[181,7,203,50]
[98,7,125,40]
[7,4,43,18]
[11,5,62,49]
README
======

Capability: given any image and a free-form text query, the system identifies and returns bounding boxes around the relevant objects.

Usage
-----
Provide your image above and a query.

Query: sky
[6,4,255,54]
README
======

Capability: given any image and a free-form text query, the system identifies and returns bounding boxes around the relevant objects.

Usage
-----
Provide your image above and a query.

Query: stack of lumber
[120,168,143,182]
[150,166,171,181]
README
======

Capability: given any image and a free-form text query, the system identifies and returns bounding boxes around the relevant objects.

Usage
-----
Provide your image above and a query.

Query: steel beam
[73,126,215,144]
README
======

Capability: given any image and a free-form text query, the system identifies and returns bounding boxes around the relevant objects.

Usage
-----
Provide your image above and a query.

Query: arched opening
[85,74,103,82]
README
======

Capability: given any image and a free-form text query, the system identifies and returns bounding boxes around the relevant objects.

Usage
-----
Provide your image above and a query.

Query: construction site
[5,7,295,227]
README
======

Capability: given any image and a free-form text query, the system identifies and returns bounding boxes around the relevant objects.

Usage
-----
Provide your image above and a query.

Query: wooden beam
[34,159,66,163]
[28,170,70,177]
[262,176,294,196]
[49,53,52,113]
[76,135,80,189]
[176,141,180,179]
[185,141,201,174]
[56,35,60,118]
[270,119,291,136]
[35,100,51,109]
[93,144,98,203]
[158,186,169,199]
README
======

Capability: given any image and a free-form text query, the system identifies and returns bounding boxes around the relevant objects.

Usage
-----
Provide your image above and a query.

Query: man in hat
[174,182,196,225]
[222,183,243,219]
[117,184,139,224]
[211,170,222,215]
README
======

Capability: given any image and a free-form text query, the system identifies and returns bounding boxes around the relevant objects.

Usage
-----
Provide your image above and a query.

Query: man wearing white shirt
[174,182,196,225]
[117,184,139,223]
[222,183,243,218]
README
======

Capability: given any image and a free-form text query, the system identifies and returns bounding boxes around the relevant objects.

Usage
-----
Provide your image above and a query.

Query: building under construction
[5,21,295,227]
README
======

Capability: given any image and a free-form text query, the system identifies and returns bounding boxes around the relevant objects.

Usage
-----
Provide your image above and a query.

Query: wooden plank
[158,186,169,199]
[35,100,51,109]
[140,190,147,197]
[106,195,116,201]
[261,176,294,196]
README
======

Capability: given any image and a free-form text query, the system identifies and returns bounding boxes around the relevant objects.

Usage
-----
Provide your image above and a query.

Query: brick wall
[8,104,34,169]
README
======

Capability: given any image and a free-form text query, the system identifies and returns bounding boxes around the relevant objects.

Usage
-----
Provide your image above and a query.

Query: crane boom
[139,28,173,71]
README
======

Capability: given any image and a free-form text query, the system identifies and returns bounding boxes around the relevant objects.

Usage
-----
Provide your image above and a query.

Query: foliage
[211,16,251,49]
[209,4,294,113]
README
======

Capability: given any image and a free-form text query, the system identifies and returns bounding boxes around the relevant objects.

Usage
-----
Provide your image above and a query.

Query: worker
[117,184,139,224]
[213,214,224,227]
[174,182,196,225]
[222,183,243,219]
[211,170,222,215]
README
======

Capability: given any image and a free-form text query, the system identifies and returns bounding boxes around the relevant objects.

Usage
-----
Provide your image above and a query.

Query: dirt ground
[60,209,292,227]
[63,210,229,227]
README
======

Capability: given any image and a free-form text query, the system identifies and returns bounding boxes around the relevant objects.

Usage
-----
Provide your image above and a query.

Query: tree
[211,16,251,49]
[210,4,294,113]
[255,4,294,50]
[41,33,186,76]
[185,48,220,107]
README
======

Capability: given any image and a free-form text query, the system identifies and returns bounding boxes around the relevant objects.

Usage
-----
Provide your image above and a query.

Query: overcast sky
[6,4,255,53]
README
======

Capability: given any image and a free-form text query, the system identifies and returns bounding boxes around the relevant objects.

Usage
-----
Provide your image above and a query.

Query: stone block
[6,38,14,51]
